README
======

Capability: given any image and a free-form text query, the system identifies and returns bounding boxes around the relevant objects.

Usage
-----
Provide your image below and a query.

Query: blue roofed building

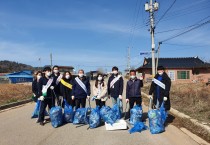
[6,70,33,84]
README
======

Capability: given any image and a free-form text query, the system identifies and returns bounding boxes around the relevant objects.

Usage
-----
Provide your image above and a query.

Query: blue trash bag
[50,106,63,128]
[160,102,168,124]
[129,122,148,134]
[112,104,121,120]
[31,100,49,118]
[63,100,74,123]
[73,108,89,124]
[130,105,143,125]
[148,109,165,134]
[89,106,101,128]
[100,106,118,125]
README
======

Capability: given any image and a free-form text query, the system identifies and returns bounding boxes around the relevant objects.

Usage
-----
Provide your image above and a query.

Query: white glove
[38,96,44,101]
[163,97,168,101]
[50,86,54,90]
[72,96,75,100]
[149,95,153,99]
[87,96,90,100]
[139,76,143,80]
[59,96,62,100]
[126,99,129,103]
[119,95,123,100]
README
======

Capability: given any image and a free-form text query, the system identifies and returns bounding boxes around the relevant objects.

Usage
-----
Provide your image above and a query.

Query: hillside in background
[0,60,34,73]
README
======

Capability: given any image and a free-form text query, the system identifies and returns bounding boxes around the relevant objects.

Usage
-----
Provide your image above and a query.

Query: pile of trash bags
[63,100,74,123]
[100,105,119,125]
[73,108,90,125]
[89,106,101,128]
[50,106,63,128]
[130,105,143,125]
[31,100,48,118]
[148,102,167,134]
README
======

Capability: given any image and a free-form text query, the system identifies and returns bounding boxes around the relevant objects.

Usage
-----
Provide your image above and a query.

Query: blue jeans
[111,97,123,113]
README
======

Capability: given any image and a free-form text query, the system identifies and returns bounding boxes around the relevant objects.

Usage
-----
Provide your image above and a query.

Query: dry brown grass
[0,84,32,106]
[142,82,210,123]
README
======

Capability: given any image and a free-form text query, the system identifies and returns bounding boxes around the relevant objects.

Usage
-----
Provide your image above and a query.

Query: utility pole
[145,0,159,77]
[156,42,162,73]
[50,53,53,68]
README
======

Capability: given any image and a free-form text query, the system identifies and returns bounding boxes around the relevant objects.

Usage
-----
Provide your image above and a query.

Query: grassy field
[142,82,210,124]
[0,84,32,106]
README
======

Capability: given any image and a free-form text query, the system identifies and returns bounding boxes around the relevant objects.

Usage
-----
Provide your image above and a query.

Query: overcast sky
[0,0,209,72]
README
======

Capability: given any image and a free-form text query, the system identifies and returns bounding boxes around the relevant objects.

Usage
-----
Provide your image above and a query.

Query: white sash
[153,78,165,89]
[42,78,53,95]
[56,74,63,85]
[75,77,87,94]
[110,75,121,88]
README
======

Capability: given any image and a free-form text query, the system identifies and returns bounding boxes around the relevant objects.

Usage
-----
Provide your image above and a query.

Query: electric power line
[161,19,210,43]
[155,0,177,27]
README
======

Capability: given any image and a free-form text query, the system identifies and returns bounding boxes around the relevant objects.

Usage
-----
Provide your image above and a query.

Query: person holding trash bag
[60,71,74,108]
[149,66,171,111]
[126,70,143,113]
[52,65,63,106]
[72,69,91,109]
[32,71,42,102]
[92,73,108,108]
[108,66,124,113]
[37,66,55,126]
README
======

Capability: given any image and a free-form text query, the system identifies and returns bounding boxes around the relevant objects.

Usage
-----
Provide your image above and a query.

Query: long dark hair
[62,71,72,80]
[95,73,104,88]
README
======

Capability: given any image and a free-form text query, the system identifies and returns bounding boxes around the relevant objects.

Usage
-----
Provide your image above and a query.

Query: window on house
[168,71,175,81]
[177,71,190,79]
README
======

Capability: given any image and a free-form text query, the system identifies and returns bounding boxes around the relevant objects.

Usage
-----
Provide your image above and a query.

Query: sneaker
[40,122,44,126]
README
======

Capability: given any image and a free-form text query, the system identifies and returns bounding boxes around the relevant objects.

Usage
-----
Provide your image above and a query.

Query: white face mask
[130,75,136,79]
[158,72,163,76]
[65,75,70,79]
[79,74,84,78]
[113,70,118,75]
[37,75,42,80]
[53,70,59,74]
[46,71,51,77]
[98,76,103,81]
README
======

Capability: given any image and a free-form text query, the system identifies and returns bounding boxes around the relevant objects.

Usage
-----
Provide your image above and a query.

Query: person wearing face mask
[92,73,108,108]
[52,65,63,106]
[60,71,74,108]
[108,66,124,113]
[126,70,143,116]
[149,66,171,111]
[72,69,91,109]
[37,67,55,126]
[32,71,42,102]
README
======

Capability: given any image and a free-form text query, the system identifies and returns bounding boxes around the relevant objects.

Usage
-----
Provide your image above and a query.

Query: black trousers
[38,98,53,122]
[129,97,142,110]
[75,98,86,109]
[95,99,105,108]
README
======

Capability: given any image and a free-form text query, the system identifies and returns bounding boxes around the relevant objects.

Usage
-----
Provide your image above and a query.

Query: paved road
[0,80,200,145]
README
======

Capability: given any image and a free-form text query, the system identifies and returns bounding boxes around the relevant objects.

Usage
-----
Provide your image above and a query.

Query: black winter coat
[107,74,124,98]
[126,78,143,99]
[52,73,62,96]
[149,72,171,110]
[38,76,55,99]
[60,78,74,105]
[32,79,39,98]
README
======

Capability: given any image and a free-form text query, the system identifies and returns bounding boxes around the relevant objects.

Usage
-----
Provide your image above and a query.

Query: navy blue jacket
[149,72,171,110]
[126,78,143,99]
[52,73,62,96]
[107,74,124,98]
[38,76,55,99]
[72,76,91,99]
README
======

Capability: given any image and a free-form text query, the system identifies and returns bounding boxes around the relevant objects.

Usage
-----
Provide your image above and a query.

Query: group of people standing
[32,65,171,126]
